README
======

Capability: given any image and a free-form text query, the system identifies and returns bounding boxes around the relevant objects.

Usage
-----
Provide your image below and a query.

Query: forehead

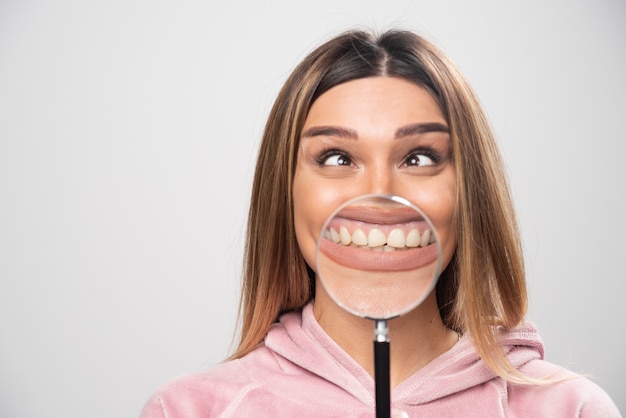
[304,77,446,130]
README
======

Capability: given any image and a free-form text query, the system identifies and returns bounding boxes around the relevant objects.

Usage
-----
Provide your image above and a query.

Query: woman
[141,29,620,417]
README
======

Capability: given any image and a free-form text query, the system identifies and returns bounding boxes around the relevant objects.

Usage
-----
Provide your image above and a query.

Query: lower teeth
[350,244,411,251]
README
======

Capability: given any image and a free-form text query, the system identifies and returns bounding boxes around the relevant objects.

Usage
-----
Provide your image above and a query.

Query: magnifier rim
[314,193,443,320]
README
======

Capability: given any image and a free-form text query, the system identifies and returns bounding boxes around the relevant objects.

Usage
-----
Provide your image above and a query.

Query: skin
[293,77,459,388]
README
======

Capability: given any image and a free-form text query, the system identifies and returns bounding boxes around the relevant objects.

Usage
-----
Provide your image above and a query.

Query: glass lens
[315,194,442,320]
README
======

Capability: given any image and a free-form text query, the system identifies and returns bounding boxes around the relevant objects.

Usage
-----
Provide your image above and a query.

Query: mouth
[323,219,435,251]
[317,210,439,272]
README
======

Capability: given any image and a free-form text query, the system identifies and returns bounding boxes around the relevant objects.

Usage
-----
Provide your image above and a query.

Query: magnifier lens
[315,194,442,320]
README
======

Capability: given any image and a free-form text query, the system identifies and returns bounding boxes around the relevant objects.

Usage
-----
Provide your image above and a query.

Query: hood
[264,302,544,406]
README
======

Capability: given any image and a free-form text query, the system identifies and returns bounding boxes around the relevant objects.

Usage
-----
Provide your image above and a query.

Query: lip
[317,195,439,272]
[333,204,423,225]
[318,236,438,272]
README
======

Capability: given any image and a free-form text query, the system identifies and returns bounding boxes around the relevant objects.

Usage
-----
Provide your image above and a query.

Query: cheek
[293,171,335,270]
[407,178,457,269]
[293,168,357,271]
[292,189,317,269]
[431,192,457,270]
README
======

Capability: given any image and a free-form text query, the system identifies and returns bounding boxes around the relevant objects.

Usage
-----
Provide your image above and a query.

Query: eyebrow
[300,122,449,140]
[395,122,449,138]
[301,126,358,139]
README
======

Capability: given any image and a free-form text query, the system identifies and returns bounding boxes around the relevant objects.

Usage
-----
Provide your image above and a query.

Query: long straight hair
[231,29,528,382]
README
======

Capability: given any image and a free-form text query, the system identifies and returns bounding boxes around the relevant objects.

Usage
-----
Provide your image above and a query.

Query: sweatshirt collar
[265,302,544,406]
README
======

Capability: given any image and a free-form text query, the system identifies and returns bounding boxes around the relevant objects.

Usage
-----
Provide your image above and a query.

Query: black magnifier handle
[374,320,391,418]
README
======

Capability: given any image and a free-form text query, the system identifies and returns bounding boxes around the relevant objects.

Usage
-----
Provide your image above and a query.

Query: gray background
[1,0,624,416]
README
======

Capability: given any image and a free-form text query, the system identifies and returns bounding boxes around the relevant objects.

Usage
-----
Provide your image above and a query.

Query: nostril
[368,173,395,196]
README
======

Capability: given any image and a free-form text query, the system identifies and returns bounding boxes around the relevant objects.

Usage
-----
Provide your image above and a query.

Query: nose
[365,165,397,196]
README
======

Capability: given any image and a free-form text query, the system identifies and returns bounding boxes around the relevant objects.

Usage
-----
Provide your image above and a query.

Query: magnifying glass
[315,194,442,418]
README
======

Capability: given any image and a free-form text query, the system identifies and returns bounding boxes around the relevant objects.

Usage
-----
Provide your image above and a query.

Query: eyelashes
[315,148,353,166]
[402,147,444,167]
[314,147,444,167]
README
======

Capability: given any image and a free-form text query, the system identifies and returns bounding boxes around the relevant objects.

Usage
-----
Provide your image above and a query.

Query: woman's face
[293,76,457,281]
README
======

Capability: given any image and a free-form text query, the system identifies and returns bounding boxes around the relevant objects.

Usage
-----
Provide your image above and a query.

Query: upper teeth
[325,226,434,250]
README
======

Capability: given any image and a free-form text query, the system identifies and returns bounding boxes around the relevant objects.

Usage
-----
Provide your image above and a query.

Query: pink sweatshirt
[140,303,620,417]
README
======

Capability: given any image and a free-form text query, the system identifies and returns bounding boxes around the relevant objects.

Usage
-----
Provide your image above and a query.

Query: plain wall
[0,0,624,416]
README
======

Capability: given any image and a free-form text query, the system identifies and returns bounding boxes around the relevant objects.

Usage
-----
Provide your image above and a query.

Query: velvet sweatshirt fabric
[140,303,620,417]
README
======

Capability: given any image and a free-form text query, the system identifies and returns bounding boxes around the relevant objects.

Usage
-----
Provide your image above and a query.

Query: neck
[313,284,457,388]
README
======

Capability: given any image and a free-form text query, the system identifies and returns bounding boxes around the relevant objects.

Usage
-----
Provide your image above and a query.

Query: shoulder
[139,346,285,418]
[508,359,621,417]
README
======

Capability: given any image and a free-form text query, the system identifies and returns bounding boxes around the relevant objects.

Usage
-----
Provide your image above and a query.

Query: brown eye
[317,150,353,166]
[324,155,350,166]
[405,153,435,167]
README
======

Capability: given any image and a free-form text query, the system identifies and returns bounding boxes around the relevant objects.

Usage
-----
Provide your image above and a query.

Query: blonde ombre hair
[231,29,528,382]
